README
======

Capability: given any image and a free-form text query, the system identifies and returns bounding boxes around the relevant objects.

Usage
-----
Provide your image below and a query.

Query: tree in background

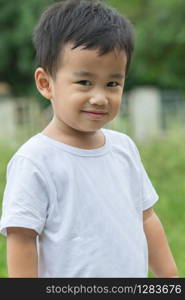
[0,0,54,100]
[107,0,185,91]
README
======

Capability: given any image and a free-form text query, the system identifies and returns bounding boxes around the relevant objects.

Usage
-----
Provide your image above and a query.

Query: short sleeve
[139,162,159,210]
[0,155,50,236]
[126,135,159,211]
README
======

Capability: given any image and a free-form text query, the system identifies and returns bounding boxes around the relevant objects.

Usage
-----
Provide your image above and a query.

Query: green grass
[0,127,185,277]
[0,143,19,278]
[138,132,185,278]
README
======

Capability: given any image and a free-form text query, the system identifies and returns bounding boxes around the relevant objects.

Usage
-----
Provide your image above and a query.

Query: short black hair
[32,0,134,78]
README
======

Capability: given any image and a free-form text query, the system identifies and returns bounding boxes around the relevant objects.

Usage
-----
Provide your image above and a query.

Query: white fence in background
[0,86,185,146]
[128,87,162,143]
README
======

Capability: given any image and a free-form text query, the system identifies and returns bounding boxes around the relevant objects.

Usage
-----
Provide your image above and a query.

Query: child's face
[35,43,127,135]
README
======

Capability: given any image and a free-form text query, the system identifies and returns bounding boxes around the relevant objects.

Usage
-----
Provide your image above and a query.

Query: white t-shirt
[0,128,159,277]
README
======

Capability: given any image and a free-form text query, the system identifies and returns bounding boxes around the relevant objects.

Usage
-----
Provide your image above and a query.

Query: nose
[89,92,109,106]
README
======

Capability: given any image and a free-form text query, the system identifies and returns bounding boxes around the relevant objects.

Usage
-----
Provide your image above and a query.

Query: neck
[41,117,104,149]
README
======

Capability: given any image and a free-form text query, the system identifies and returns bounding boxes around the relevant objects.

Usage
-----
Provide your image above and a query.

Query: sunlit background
[0,0,185,277]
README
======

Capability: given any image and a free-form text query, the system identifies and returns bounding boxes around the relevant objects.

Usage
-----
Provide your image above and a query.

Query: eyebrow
[73,71,124,79]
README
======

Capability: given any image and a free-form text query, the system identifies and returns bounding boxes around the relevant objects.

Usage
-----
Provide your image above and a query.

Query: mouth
[81,110,108,119]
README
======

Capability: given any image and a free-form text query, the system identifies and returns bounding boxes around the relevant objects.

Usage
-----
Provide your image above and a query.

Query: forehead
[58,43,127,75]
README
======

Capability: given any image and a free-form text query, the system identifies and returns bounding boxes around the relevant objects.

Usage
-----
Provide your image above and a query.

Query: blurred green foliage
[0,0,184,96]
[107,0,185,91]
[0,0,53,97]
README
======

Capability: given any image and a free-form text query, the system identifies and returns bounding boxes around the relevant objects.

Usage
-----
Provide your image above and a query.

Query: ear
[34,67,53,100]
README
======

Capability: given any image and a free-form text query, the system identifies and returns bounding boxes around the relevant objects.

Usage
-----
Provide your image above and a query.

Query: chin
[79,129,98,133]
[76,127,101,134]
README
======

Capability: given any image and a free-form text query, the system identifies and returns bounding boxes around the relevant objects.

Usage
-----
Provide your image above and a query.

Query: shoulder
[102,128,140,155]
[102,127,134,143]
[16,133,47,156]
[7,133,51,172]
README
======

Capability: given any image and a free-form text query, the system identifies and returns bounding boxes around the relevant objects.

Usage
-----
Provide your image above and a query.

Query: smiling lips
[81,110,108,114]
[81,110,108,119]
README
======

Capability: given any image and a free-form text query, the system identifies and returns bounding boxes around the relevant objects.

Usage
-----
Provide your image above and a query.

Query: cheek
[111,94,122,110]
[56,93,86,115]
[68,92,88,109]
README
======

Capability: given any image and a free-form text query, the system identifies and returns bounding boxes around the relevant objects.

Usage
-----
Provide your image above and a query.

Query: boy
[0,0,178,278]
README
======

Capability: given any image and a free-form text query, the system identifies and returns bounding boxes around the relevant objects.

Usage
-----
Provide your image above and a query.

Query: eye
[107,82,119,87]
[76,80,92,86]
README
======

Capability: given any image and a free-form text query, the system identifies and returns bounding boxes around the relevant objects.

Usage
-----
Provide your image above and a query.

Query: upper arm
[7,227,38,243]
[143,207,155,223]
[6,227,38,277]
